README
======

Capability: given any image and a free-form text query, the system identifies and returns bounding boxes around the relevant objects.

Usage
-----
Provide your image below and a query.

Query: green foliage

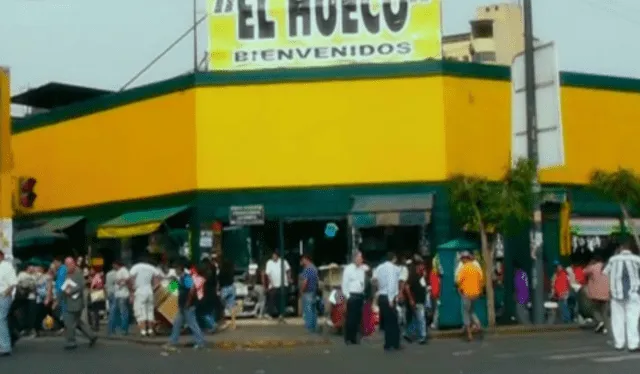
[589,168,640,208]
[449,158,536,233]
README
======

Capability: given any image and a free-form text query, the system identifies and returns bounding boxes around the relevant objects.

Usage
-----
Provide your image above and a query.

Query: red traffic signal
[19,177,37,208]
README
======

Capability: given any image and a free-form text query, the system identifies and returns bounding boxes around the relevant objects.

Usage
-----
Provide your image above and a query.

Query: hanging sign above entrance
[230,205,265,226]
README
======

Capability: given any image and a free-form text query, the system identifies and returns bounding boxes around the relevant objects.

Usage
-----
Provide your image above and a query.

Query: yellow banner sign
[208,0,442,70]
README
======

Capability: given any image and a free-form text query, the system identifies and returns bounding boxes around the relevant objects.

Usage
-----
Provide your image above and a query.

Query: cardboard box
[157,294,178,323]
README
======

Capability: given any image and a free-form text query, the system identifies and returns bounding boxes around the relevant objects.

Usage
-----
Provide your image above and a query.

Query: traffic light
[18,177,37,208]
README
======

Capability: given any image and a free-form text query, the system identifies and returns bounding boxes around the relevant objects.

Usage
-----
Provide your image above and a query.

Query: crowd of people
[0,251,98,356]
[4,235,640,355]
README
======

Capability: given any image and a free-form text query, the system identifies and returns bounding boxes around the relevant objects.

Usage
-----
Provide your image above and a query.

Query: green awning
[14,227,68,249]
[349,193,434,228]
[40,216,85,232]
[97,205,190,239]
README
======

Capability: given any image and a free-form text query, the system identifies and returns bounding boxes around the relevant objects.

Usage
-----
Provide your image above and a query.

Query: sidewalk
[100,324,330,350]
[99,318,584,350]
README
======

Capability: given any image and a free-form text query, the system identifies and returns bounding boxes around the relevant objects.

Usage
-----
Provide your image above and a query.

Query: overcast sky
[1,0,639,106]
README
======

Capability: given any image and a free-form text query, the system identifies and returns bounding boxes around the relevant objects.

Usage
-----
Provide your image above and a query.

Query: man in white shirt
[396,255,409,327]
[373,252,401,351]
[0,249,18,356]
[341,251,366,345]
[603,241,640,351]
[111,259,131,336]
[263,251,291,318]
[128,256,161,336]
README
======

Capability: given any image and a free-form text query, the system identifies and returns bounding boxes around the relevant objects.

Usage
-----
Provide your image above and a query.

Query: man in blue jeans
[300,254,319,333]
[403,256,428,345]
[163,259,206,351]
[0,250,18,357]
[109,259,130,335]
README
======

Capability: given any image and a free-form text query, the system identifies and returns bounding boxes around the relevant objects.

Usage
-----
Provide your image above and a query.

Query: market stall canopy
[349,193,434,228]
[14,227,68,249]
[97,205,190,239]
[40,216,85,232]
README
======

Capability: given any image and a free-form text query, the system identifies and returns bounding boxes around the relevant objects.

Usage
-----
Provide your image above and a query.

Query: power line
[607,0,640,15]
[119,13,208,92]
[577,0,640,27]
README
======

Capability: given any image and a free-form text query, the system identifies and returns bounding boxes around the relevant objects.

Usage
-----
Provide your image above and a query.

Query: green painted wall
[15,183,626,259]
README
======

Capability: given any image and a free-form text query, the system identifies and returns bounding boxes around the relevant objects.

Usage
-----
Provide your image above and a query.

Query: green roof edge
[12,60,640,134]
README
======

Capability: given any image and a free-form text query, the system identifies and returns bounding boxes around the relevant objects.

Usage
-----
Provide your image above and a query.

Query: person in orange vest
[455,251,484,341]
[551,261,572,323]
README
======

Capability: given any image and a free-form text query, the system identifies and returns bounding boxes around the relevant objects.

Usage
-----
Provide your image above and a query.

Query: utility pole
[193,0,199,72]
[523,0,544,324]
[0,68,13,261]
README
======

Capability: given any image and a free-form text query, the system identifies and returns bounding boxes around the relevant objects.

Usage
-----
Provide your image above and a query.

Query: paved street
[4,331,640,374]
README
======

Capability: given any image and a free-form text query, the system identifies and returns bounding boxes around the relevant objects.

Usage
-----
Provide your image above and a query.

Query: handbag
[90,289,106,302]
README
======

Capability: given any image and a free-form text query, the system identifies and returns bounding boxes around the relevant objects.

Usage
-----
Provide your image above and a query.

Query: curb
[431,324,583,339]
[100,325,582,349]
[100,335,331,350]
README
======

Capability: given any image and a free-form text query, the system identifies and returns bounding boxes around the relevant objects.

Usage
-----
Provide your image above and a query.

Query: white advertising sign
[511,42,565,169]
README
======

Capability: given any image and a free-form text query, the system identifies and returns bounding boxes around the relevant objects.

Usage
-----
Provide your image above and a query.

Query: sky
[1,0,639,113]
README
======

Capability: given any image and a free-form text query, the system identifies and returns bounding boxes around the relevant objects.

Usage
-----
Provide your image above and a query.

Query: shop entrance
[359,225,422,264]
[249,219,349,269]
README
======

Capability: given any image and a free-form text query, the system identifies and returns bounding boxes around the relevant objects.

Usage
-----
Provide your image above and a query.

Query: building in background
[443,3,524,65]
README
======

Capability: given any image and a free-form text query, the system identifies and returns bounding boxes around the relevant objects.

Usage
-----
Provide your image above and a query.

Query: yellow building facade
[12,61,640,218]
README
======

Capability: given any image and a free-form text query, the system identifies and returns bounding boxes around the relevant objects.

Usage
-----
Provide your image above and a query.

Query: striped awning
[97,205,190,239]
[570,218,621,236]
[349,193,434,228]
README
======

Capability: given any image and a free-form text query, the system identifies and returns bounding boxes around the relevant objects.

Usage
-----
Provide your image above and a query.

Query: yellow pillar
[0,67,13,259]
[559,201,571,257]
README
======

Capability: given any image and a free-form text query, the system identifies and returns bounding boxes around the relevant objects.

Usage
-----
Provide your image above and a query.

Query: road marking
[494,345,600,359]
[592,355,640,363]
[546,351,618,360]
[452,350,474,356]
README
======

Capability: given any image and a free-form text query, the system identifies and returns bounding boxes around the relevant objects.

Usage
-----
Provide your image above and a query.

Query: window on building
[472,52,496,63]
[462,55,470,62]
[471,20,494,38]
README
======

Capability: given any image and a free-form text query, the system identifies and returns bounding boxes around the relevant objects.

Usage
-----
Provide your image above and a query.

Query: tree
[589,168,640,249]
[449,158,536,328]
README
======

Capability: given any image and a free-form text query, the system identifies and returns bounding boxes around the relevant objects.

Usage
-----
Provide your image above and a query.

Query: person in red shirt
[429,269,441,329]
[572,264,587,286]
[552,261,572,323]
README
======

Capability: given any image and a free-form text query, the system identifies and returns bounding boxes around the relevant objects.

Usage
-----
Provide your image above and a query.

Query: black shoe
[0,352,11,357]
[418,339,427,345]
[89,337,98,347]
[64,345,78,350]
[403,335,413,343]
